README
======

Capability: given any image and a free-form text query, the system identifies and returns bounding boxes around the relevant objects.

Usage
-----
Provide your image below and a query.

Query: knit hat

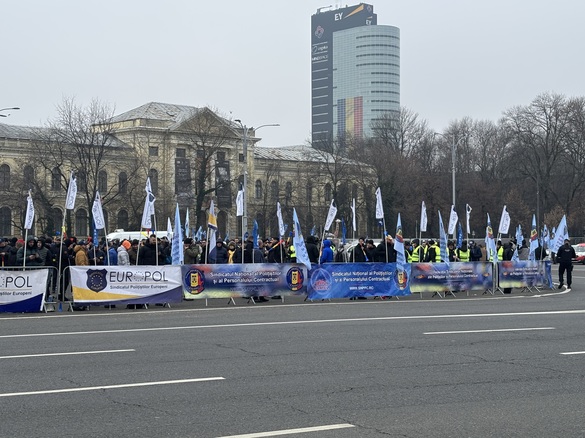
[121,240,131,250]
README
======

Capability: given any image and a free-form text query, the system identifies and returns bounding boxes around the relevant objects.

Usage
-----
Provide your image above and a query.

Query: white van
[106,229,172,242]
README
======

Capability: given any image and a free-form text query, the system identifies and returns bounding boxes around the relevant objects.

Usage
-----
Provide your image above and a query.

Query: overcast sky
[3,1,585,147]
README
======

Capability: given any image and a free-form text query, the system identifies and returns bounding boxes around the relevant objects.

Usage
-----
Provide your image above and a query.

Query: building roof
[111,102,206,130]
[254,144,359,166]
[0,123,46,140]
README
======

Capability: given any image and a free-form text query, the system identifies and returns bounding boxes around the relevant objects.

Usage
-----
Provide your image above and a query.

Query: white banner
[498,205,511,235]
[71,266,183,305]
[24,191,35,230]
[447,205,458,235]
[323,199,337,231]
[0,269,48,312]
[420,201,427,232]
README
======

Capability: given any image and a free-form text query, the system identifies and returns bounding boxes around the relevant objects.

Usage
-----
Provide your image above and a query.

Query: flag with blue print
[456,222,463,249]
[394,213,406,270]
[293,208,311,270]
[529,214,538,260]
[253,220,259,249]
[485,213,497,263]
[171,203,184,265]
[438,211,449,266]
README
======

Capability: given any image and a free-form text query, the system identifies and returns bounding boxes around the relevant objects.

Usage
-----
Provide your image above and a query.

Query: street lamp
[434,132,469,209]
[234,120,280,233]
[0,107,20,118]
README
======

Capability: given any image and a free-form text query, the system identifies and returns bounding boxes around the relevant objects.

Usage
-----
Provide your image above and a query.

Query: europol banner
[0,269,48,312]
[71,266,183,305]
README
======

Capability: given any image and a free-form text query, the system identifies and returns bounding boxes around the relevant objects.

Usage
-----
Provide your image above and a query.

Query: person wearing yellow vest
[410,239,423,263]
[457,240,471,262]
[425,239,441,262]
[490,240,504,262]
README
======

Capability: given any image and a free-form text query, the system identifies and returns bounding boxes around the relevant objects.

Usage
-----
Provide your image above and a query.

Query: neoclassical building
[0,102,375,240]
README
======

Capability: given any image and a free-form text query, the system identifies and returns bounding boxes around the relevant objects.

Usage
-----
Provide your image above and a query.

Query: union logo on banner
[86,269,107,292]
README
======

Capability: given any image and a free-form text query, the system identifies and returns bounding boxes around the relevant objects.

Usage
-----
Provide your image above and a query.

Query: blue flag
[292,209,311,270]
[438,211,449,266]
[92,219,98,245]
[171,203,184,265]
[485,213,497,262]
[252,220,259,249]
[456,222,463,249]
[512,225,522,261]
[195,226,203,241]
[341,218,347,245]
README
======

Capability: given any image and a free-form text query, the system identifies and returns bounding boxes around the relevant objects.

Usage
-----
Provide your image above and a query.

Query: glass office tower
[311,3,400,143]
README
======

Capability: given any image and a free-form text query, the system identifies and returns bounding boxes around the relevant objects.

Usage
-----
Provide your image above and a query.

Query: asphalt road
[1,265,585,437]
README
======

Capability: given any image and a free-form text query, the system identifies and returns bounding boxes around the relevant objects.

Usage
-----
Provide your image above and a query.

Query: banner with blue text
[498,261,553,288]
[0,269,48,313]
[410,262,493,293]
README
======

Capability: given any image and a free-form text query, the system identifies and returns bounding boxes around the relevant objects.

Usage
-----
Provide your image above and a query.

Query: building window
[148,169,159,196]
[118,172,128,195]
[324,183,332,202]
[23,165,34,190]
[0,164,10,191]
[149,146,159,157]
[117,209,129,230]
[270,181,279,201]
[217,151,226,162]
[77,171,87,192]
[176,148,186,158]
[0,206,11,236]
[255,180,263,199]
[98,170,107,193]
[50,208,63,236]
[75,208,88,237]
[51,167,60,191]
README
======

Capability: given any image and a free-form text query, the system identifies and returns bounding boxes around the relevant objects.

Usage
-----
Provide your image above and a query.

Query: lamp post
[234,120,279,233]
[0,107,20,118]
[435,132,468,209]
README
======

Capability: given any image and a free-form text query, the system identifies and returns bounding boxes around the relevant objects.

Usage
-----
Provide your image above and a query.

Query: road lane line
[424,327,555,335]
[560,351,585,355]
[1,310,584,339]
[215,423,355,437]
[0,377,225,398]
[0,349,135,359]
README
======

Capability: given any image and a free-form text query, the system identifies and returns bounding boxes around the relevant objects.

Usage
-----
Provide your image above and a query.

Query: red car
[572,244,585,264]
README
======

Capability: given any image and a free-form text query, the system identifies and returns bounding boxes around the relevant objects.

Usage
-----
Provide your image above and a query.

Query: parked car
[572,244,585,264]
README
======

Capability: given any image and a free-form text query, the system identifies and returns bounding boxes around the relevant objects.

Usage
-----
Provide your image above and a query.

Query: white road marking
[0,349,135,359]
[560,351,585,355]
[424,327,555,335]
[0,377,224,398]
[215,423,355,438]
[1,310,585,339]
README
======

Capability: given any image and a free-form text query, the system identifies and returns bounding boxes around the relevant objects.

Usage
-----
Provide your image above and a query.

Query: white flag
[276,202,285,237]
[185,209,190,237]
[141,177,156,229]
[375,187,384,220]
[550,215,568,253]
[351,198,357,232]
[65,171,77,210]
[498,205,511,235]
[447,204,458,235]
[236,187,244,217]
[92,191,106,230]
[466,204,472,234]
[420,201,428,232]
[24,190,35,230]
[324,199,338,231]
[167,216,173,238]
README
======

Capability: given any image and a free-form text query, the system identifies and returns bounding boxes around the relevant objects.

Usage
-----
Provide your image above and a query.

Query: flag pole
[22,228,28,270]
[153,214,158,266]
[383,217,388,263]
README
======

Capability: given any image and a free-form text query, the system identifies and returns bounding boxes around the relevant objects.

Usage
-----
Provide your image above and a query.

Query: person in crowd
[74,241,89,266]
[243,240,268,302]
[287,239,297,263]
[88,241,106,265]
[305,236,320,264]
[183,237,201,264]
[209,239,228,264]
[118,240,131,266]
[425,239,440,262]
[319,239,334,263]
[0,238,11,267]
[502,241,515,294]
[6,238,20,266]
[409,239,423,263]
[351,237,368,262]
[107,240,119,265]
[365,239,376,262]
[557,238,576,290]
[138,234,160,265]
[227,240,239,263]
[127,239,139,265]
[457,240,470,262]
[267,237,285,263]
[469,240,482,261]
[374,235,397,263]
[17,237,44,267]
[159,236,172,264]
[447,240,458,262]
